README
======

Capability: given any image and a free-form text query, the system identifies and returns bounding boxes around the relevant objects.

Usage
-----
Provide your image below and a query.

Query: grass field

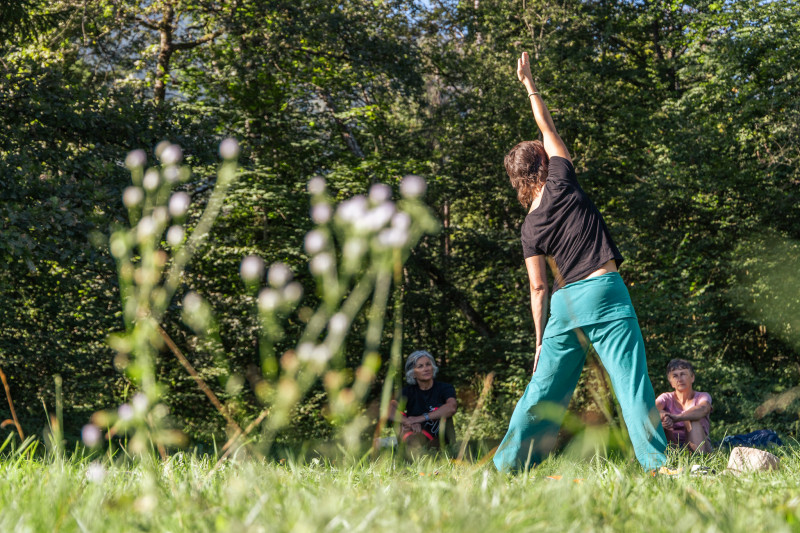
[2,439,800,533]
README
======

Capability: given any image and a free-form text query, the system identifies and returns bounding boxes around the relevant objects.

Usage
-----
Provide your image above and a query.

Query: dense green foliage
[2,0,800,447]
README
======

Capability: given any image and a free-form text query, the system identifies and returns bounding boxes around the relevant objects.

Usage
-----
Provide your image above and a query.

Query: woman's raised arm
[517,52,570,162]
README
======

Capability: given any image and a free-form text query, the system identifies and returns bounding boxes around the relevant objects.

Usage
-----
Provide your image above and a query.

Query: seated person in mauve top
[656,359,712,453]
[388,350,457,447]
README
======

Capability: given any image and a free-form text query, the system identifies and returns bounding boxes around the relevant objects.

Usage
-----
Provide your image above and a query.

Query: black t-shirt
[520,156,623,292]
[401,381,456,437]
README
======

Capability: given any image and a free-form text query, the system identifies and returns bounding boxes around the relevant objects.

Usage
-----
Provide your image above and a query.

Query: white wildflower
[86,462,107,483]
[309,253,333,275]
[400,175,426,198]
[142,169,160,192]
[282,282,303,303]
[311,203,332,224]
[125,149,146,169]
[298,344,331,364]
[355,202,395,233]
[151,206,168,226]
[329,313,348,335]
[136,216,156,241]
[82,424,102,447]
[268,263,292,288]
[391,212,411,231]
[122,187,144,208]
[312,345,331,363]
[109,235,129,258]
[168,192,191,218]
[164,165,180,183]
[343,238,367,261]
[307,176,326,195]
[219,138,240,160]
[132,393,149,415]
[155,140,171,159]
[161,144,183,165]
[369,183,392,203]
[118,403,134,422]
[166,225,184,246]
[258,288,280,312]
[240,255,265,283]
[336,195,368,223]
[378,227,408,248]
[304,230,326,255]
[183,291,203,313]
[297,342,314,361]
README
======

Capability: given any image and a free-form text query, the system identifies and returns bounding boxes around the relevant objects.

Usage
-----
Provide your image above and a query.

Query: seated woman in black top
[493,52,668,473]
[389,350,457,447]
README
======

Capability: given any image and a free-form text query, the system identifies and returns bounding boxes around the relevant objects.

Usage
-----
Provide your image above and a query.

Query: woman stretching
[493,52,668,472]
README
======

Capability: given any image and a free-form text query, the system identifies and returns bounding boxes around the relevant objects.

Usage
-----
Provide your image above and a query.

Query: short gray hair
[405,350,439,385]
[666,358,695,377]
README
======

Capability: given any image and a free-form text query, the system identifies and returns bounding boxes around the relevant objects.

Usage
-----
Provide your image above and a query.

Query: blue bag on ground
[718,429,783,449]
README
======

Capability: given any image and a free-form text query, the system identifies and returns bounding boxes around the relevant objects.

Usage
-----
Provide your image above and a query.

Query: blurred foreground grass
[3,443,800,532]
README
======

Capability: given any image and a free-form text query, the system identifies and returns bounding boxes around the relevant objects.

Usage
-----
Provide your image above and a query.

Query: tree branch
[410,253,495,338]
[158,326,243,435]
[173,29,223,51]
[318,90,365,159]
[134,16,159,31]
[0,366,25,440]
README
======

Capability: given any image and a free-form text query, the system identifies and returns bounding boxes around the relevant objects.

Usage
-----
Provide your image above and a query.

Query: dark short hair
[504,140,549,208]
[666,358,695,377]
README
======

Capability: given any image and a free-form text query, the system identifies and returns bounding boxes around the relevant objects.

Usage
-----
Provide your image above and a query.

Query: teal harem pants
[493,272,667,472]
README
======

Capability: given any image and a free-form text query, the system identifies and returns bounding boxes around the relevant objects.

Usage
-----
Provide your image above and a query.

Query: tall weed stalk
[91,140,438,461]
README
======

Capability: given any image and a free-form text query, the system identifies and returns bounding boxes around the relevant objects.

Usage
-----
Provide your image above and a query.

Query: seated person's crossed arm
[388,350,457,446]
[655,359,712,453]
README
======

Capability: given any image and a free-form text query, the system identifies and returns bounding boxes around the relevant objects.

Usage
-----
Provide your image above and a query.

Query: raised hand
[517,51,534,85]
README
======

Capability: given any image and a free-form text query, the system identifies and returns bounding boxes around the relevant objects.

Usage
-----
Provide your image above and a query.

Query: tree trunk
[320,91,365,159]
[411,253,494,339]
[154,3,175,107]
